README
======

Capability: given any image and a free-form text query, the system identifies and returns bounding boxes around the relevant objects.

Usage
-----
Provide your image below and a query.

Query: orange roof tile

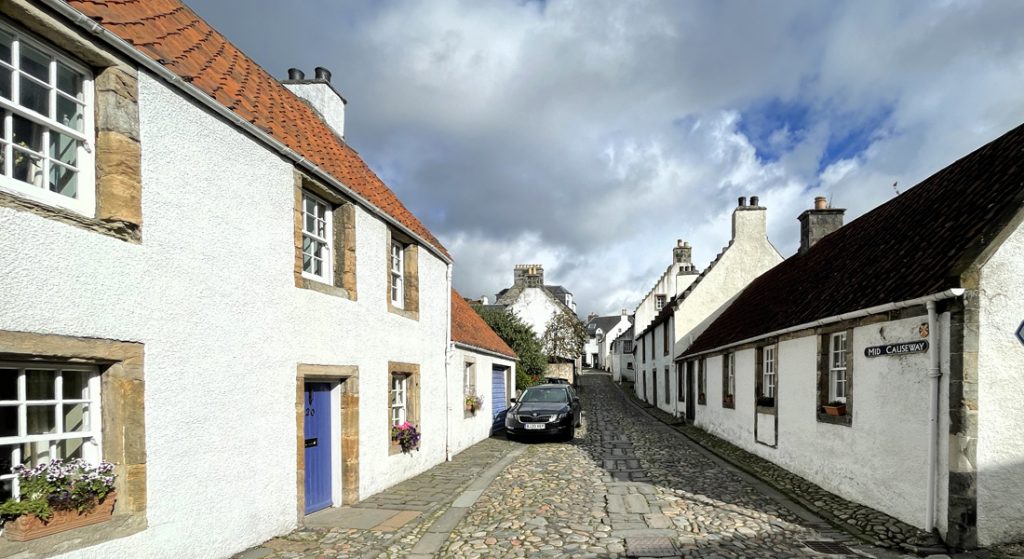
[451,289,517,359]
[66,0,448,258]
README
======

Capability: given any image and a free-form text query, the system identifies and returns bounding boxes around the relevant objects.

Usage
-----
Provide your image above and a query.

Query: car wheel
[564,424,575,442]
[506,432,517,443]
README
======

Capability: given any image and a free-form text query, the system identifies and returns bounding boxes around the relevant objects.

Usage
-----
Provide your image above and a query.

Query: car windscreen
[519,388,568,403]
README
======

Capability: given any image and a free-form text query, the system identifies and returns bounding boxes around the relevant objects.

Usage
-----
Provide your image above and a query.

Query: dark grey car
[504,384,582,441]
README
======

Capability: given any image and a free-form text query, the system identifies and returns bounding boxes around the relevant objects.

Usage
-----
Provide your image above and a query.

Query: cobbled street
[241,372,917,559]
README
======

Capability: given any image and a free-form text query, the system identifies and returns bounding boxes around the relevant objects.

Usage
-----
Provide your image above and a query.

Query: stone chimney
[621,308,628,316]
[732,194,768,242]
[513,264,544,288]
[673,239,698,275]
[797,196,845,254]
[480,295,489,305]
[587,312,598,323]
[283,66,347,139]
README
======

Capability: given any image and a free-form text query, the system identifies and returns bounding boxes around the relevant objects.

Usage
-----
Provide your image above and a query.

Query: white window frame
[390,241,404,308]
[829,332,848,402]
[0,21,95,216]
[655,295,665,311]
[390,374,407,426]
[726,352,735,396]
[463,361,475,396]
[763,346,776,398]
[0,363,102,500]
[301,191,333,282]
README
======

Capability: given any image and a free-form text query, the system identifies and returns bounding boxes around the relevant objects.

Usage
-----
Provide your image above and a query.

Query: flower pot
[4,492,116,542]
[823,404,847,417]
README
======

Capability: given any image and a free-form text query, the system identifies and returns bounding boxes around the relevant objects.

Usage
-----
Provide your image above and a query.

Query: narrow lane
[440,371,904,558]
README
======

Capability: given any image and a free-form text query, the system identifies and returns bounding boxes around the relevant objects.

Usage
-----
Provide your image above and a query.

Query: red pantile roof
[684,122,1024,356]
[451,289,517,359]
[65,0,448,258]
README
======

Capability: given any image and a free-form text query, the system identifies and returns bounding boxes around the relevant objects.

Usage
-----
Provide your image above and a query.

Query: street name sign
[864,341,929,358]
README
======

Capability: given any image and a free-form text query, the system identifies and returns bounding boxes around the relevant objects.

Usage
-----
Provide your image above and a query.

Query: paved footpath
[238,372,953,558]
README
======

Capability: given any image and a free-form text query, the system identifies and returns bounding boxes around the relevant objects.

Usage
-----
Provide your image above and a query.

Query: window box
[822,402,847,417]
[756,395,775,408]
[3,491,116,542]
[465,394,483,415]
[723,394,734,408]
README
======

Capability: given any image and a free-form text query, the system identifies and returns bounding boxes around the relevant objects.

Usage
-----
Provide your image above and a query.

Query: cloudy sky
[189,0,1024,318]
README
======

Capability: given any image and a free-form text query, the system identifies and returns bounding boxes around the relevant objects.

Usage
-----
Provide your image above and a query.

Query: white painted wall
[0,71,450,559]
[690,315,951,532]
[447,346,515,457]
[283,82,346,139]
[507,287,562,340]
[975,216,1024,546]
[599,315,632,369]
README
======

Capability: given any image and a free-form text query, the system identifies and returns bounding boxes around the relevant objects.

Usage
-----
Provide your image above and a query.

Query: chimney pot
[750,195,759,206]
[738,196,747,207]
[287,68,305,80]
[814,196,828,210]
[314,66,332,82]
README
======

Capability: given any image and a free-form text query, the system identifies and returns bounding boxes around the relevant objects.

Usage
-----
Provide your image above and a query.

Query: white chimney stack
[283,67,347,139]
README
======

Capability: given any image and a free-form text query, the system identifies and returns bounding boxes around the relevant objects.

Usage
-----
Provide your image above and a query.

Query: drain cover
[803,540,854,555]
[625,536,678,557]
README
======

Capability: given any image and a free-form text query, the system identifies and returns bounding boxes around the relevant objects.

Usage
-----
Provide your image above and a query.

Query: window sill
[722,401,735,409]
[0,191,140,243]
[816,412,852,427]
[387,305,420,321]
[298,277,351,299]
[756,405,776,415]
[0,513,146,559]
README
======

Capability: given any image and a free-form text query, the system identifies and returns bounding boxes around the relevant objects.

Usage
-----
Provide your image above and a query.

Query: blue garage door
[491,367,506,418]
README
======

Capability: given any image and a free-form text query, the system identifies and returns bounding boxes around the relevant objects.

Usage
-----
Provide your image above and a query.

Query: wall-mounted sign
[864,341,929,358]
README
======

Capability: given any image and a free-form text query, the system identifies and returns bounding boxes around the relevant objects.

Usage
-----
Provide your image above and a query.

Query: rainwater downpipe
[925,299,941,532]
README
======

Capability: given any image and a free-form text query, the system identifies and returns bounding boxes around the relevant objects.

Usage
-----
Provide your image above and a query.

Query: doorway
[685,361,695,422]
[303,382,332,514]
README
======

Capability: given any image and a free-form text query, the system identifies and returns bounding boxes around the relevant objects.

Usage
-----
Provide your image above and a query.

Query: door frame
[296,364,360,523]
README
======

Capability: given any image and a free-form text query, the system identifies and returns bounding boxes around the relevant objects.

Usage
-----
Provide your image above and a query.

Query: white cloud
[190,0,1024,317]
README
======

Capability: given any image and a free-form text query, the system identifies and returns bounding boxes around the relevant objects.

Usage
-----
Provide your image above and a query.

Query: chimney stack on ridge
[797,196,845,255]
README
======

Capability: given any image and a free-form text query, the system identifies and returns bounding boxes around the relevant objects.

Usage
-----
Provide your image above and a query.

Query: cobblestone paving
[234,437,516,559]
[619,381,938,550]
[438,372,911,558]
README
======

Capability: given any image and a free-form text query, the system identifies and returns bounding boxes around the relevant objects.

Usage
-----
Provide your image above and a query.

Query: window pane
[0,370,16,401]
[304,213,315,234]
[26,405,56,435]
[0,67,10,100]
[63,403,89,432]
[0,479,11,502]
[20,44,49,82]
[13,149,42,187]
[58,438,84,460]
[0,407,16,437]
[12,115,44,153]
[25,370,55,400]
[56,96,83,132]
[0,30,11,64]
[21,440,52,466]
[19,75,49,116]
[56,63,82,99]
[62,370,90,400]
[49,162,77,198]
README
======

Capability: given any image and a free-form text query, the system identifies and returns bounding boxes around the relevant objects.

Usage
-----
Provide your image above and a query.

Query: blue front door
[304,383,332,514]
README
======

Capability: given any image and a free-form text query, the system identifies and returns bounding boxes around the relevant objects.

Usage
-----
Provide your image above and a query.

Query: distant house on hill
[584,311,632,370]
[679,123,1024,549]
[492,264,580,382]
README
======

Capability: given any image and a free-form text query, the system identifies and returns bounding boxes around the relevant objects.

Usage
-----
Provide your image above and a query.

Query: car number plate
[524,423,545,430]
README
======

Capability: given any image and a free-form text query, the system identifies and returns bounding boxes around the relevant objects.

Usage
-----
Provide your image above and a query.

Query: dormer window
[0,23,95,216]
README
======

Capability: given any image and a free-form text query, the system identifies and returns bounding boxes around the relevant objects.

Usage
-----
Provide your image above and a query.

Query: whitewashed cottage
[634,201,783,415]
[679,123,1024,549]
[584,311,632,371]
[609,326,636,382]
[448,292,517,457]
[0,1,504,557]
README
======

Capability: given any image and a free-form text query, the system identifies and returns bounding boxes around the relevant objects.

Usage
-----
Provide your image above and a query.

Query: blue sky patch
[737,98,813,162]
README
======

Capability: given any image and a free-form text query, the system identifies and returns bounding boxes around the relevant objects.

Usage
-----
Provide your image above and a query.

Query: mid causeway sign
[864,341,929,358]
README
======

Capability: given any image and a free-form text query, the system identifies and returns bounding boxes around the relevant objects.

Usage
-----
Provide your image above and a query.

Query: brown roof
[684,122,1024,356]
[451,289,517,359]
[66,0,448,259]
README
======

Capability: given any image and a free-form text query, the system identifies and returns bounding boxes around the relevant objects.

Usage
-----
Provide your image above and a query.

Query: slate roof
[587,315,625,337]
[451,290,517,359]
[613,326,634,346]
[684,123,1024,357]
[66,0,447,258]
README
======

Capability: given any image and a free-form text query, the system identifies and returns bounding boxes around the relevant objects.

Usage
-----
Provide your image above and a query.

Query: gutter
[676,288,965,361]
[453,342,518,363]
[44,0,451,265]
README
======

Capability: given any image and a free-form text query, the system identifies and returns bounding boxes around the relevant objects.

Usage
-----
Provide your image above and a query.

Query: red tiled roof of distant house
[451,289,517,359]
[684,122,1024,356]
[66,0,448,258]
